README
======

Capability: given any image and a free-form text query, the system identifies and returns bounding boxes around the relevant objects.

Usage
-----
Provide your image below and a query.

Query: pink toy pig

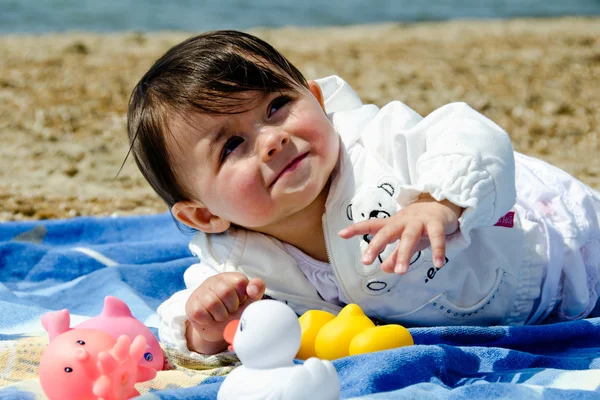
[40,310,157,400]
[75,296,165,371]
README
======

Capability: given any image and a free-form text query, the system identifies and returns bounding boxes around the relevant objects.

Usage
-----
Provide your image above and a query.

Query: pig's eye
[76,340,85,345]
[64,367,73,373]
[144,352,153,362]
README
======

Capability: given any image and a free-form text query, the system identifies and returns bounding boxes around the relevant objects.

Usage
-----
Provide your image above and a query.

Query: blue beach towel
[1,213,599,399]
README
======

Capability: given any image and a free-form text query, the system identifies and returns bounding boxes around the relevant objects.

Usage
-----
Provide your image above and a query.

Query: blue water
[1,0,599,33]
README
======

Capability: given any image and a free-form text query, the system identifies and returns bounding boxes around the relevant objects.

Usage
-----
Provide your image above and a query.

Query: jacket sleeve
[157,261,218,358]
[361,101,516,255]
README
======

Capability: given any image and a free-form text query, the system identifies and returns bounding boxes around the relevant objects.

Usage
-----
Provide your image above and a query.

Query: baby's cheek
[232,176,259,202]
[226,178,271,223]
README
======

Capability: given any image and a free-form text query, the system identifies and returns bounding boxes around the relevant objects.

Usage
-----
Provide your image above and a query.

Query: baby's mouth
[270,152,309,187]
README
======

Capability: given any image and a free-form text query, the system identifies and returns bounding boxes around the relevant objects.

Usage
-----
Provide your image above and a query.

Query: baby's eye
[220,136,244,162]
[267,95,292,118]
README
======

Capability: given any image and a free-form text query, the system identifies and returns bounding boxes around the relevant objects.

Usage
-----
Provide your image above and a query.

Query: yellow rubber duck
[296,304,413,360]
[296,310,336,360]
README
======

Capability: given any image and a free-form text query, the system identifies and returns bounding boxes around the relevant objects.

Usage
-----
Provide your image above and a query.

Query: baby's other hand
[185,272,265,354]
[339,193,463,275]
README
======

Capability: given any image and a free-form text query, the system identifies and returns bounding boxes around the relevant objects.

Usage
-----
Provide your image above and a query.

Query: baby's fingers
[394,224,425,274]
[427,221,447,268]
[361,224,403,265]
[212,276,249,313]
[185,290,228,325]
[382,239,430,273]
[185,292,213,325]
[203,292,230,322]
[338,219,388,239]
[381,247,399,273]
[246,278,266,301]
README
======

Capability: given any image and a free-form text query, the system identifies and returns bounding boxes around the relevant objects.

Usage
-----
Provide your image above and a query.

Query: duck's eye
[144,352,153,362]
[239,319,245,332]
[76,340,85,345]
[64,367,73,373]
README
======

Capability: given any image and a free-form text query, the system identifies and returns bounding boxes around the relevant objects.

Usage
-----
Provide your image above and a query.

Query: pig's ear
[41,309,71,341]
[102,296,133,318]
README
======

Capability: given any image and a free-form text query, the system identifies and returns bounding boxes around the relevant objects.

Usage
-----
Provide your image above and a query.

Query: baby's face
[168,83,339,231]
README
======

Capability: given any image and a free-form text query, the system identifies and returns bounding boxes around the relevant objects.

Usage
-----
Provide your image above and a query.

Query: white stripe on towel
[73,247,119,267]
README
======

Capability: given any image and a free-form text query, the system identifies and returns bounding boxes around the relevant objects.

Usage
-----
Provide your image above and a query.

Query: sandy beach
[1,17,598,221]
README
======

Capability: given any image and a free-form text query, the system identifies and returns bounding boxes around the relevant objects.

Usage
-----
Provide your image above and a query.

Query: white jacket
[158,76,548,355]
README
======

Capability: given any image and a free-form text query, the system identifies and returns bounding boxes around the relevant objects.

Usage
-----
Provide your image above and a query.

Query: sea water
[1,0,599,33]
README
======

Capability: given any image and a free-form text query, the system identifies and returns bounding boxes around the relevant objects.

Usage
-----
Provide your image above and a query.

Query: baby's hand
[185,272,265,354]
[339,194,463,274]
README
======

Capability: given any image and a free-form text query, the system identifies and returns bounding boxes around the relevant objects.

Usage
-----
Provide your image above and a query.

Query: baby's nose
[260,130,289,161]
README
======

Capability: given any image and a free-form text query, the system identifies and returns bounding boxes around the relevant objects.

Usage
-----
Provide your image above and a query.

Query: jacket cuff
[397,153,496,256]
[157,289,208,360]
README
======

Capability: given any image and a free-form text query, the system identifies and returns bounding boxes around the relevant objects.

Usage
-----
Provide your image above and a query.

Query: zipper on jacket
[322,214,354,305]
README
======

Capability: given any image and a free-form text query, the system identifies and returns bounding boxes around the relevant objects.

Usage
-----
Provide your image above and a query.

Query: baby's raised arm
[339,193,463,273]
[348,101,516,271]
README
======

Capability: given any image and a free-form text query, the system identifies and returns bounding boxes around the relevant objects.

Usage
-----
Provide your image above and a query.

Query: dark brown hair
[126,30,308,208]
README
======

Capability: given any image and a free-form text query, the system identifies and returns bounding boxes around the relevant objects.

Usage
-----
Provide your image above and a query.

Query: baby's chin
[233,178,331,230]
[238,200,324,232]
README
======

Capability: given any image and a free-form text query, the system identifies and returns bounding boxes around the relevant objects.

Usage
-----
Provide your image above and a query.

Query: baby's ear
[308,80,325,111]
[172,201,231,233]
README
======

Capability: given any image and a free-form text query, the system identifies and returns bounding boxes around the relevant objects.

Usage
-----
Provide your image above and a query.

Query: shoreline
[1,14,598,37]
[1,16,599,221]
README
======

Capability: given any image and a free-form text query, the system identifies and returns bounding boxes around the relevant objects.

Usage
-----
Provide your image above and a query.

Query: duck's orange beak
[223,319,239,352]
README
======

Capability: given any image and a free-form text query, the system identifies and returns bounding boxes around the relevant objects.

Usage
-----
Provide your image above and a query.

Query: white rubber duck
[218,300,340,400]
